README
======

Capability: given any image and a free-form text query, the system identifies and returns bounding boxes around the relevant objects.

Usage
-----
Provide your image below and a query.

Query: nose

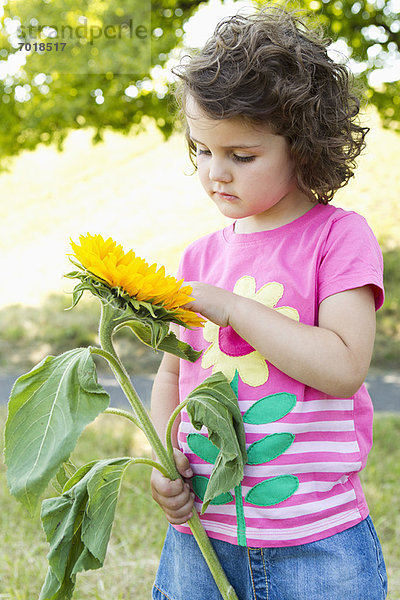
[208,157,232,183]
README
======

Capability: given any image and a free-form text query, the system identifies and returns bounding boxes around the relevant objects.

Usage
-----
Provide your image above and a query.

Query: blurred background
[0,1,399,598]
[0,0,399,376]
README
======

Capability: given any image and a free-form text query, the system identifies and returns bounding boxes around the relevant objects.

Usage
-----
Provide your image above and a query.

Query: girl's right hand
[150,448,195,524]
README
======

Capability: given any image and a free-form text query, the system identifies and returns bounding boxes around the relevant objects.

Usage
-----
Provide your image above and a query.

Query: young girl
[150,6,388,599]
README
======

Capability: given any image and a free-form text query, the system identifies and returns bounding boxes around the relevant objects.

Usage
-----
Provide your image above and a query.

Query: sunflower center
[218,326,255,357]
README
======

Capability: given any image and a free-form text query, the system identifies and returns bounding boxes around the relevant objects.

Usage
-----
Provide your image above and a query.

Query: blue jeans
[152,516,387,600]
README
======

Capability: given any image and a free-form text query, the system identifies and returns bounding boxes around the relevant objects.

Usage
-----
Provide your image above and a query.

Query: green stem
[96,302,239,600]
[234,483,247,547]
[165,397,191,459]
[131,458,171,478]
[187,509,238,600]
[104,407,141,426]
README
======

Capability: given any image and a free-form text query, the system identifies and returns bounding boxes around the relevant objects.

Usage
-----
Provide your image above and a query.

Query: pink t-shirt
[174,204,384,547]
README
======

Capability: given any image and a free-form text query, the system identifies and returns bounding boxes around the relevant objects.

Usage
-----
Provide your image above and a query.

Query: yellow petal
[69,233,202,326]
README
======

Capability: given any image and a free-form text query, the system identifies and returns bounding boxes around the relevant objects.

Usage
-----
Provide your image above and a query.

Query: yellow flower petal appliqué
[275,306,300,321]
[233,275,256,297]
[236,352,269,387]
[201,276,299,387]
[254,282,284,307]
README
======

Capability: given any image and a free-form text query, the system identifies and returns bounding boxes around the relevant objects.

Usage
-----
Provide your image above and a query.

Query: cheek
[197,161,210,188]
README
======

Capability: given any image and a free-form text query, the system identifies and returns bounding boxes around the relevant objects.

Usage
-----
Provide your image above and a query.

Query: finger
[173,448,193,479]
[151,470,186,499]
[163,490,195,524]
[152,481,195,524]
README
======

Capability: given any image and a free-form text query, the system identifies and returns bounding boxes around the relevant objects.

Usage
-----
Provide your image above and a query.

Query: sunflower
[68,233,204,328]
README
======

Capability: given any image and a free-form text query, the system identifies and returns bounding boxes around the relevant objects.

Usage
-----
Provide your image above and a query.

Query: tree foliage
[280,0,400,129]
[0,0,399,167]
[0,0,204,165]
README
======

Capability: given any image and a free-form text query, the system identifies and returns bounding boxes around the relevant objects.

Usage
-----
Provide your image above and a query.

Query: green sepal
[119,319,201,362]
[65,268,200,330]
[192,476,234,506]
[186,372,247,513]
[5,348,109,514]
[39,458,131,600]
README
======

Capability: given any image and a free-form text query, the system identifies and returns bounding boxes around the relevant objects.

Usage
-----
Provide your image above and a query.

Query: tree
[0,0,399,168]
[0,0,205,166]
[278,0,400,130]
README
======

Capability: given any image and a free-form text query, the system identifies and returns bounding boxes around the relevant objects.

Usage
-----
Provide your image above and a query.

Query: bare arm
[150,328,195,524]
[185,283,376,398]
[150,349,181,448]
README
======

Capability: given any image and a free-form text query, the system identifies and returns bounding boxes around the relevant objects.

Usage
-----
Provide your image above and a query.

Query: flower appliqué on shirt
[201,276,300,387]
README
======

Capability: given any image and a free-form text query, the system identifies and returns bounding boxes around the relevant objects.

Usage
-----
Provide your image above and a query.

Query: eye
[233,154,255,163]
[196,148,211,156]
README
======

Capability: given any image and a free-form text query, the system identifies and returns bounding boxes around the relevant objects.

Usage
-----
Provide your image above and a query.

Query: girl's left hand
[184,282,236,327]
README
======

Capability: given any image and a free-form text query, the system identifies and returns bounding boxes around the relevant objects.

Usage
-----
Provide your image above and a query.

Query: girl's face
[186,98,312,233]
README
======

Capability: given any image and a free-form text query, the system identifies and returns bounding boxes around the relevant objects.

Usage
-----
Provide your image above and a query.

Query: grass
[0,294,162,375]
[0,408,399,599]
[374,248,400,369]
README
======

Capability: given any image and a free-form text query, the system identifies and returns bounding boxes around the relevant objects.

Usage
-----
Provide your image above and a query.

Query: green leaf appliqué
[187,433,219,464]
[192,476,234,506]
[245,475,299,507]
[5,348,109,513]
[186,372,247,513]
[243,392,296,424]
[246,433,295,465]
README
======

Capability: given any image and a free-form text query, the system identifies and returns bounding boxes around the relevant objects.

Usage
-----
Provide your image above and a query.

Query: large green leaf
[5,348,109,513]
[186,372,247,513]
[120,319,202,362]
[39,458,131,600]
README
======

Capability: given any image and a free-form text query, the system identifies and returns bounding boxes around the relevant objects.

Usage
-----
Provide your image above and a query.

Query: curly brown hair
[173,6,368,204]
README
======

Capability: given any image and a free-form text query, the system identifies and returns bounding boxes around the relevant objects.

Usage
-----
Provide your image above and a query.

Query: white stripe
[297,476,349,493]
[191,476,350,514]
[180,420,355,435]
[244,461,362,476]
[240,489,357,519]
[238,398,354,413]
[244,420,355,434]
[184,453,362,476]
[243,509,362,541]
[283,441,359,454]
[189,508,361,542]
[179,508,362,542]
[197,489,356,520]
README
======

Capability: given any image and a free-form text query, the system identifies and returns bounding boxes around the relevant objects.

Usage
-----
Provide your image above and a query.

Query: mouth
[213,191,239,202]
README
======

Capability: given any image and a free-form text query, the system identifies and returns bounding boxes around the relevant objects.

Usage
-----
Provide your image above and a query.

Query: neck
[235,190,315,234]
